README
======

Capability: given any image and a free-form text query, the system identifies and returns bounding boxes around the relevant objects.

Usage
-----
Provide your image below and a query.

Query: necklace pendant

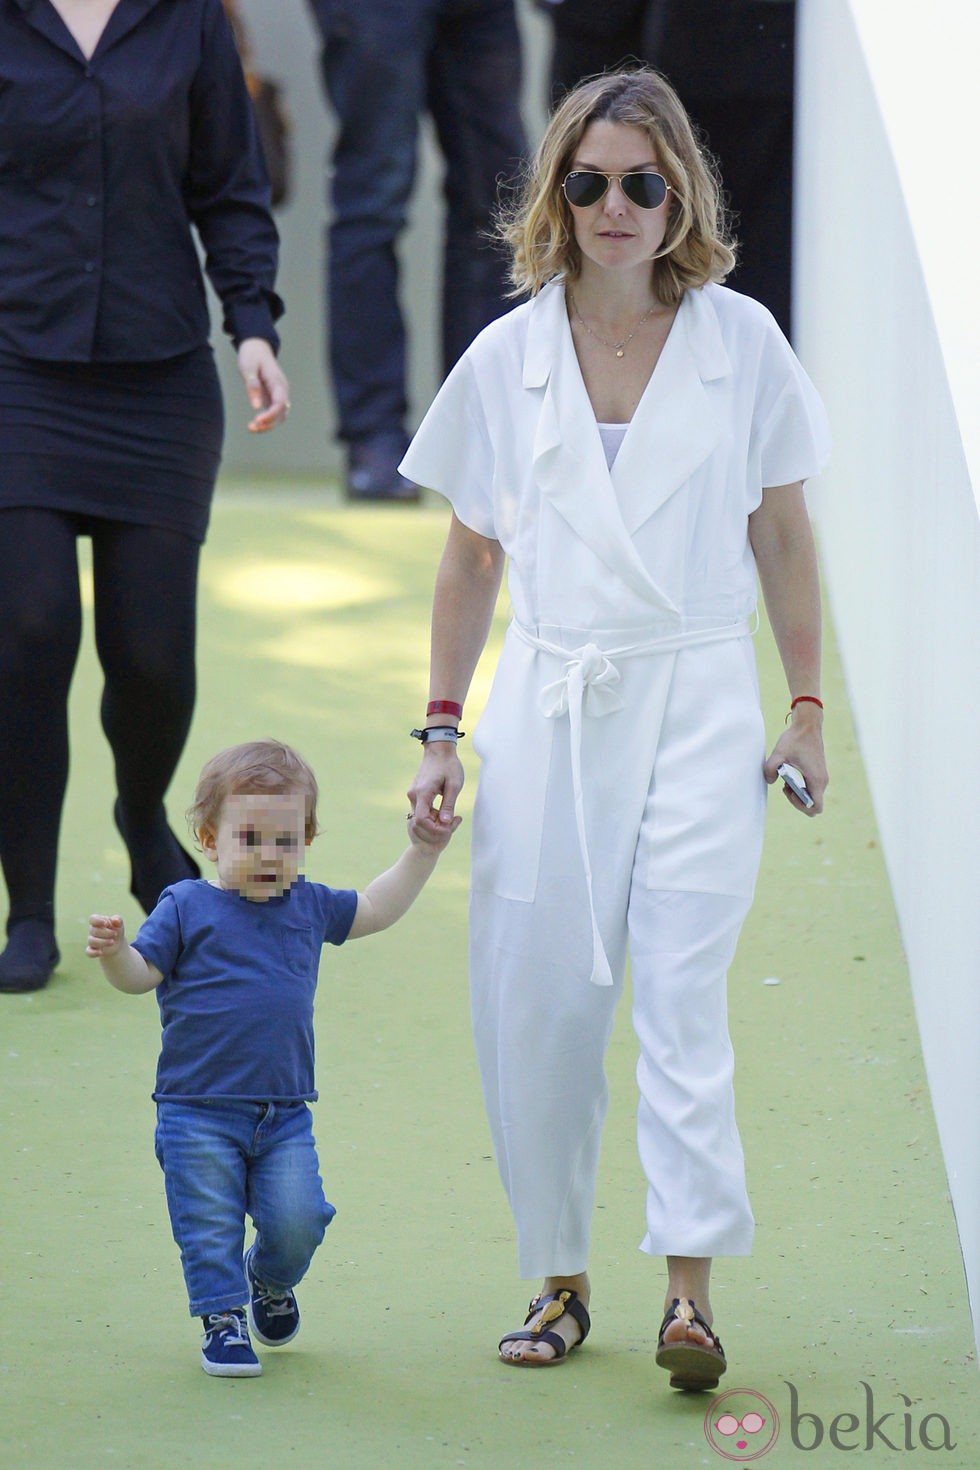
[615,347,625,358]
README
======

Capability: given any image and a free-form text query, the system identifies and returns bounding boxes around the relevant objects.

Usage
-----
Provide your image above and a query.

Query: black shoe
[0,919,60,993]
[346,433,419,503]
[113,799,200,914]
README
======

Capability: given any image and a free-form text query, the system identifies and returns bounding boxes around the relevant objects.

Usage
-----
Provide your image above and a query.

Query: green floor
[2,484,976,1469]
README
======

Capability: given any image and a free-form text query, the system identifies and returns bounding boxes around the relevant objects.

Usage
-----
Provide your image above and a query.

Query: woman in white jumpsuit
[405,70,829,1389]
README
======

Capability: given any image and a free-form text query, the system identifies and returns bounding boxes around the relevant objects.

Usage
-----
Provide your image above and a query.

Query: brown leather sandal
[498,1288,591,1367]
[655,1297,727,1391]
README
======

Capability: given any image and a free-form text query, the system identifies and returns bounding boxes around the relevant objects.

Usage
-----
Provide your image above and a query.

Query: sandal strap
[523,1289,591,1345]
[498,1327,570,1359]
[657,1297,723,1357]
[498,1289,592,1357]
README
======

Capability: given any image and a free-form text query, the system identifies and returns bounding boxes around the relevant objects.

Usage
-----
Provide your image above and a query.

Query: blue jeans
[154,1101,336,1318]
[306,0,526,444]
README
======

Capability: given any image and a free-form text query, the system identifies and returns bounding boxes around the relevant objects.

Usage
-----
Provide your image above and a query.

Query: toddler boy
[87,739,458,1377]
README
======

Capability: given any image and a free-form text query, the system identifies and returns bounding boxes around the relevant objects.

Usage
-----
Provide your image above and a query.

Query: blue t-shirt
[133,877,358,1104]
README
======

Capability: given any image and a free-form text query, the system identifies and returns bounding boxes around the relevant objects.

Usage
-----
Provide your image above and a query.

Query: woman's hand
[408,743,465,848]
[237,337,290,432]
[764,708,828,815]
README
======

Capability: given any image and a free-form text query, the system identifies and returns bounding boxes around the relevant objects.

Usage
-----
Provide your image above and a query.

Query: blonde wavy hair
[497,69,736,304]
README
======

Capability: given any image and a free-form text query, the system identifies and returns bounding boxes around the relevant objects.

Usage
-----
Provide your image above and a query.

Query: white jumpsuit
[401,280,830,1278]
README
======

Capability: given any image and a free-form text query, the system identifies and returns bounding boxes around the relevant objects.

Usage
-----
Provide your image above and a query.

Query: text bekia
[786,1382,956,1452]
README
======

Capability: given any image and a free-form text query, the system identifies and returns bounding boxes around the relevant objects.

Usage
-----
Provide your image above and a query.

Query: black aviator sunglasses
[562,169,670,211]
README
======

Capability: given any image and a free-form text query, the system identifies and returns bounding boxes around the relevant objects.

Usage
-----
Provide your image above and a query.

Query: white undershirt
[597,421,629,469]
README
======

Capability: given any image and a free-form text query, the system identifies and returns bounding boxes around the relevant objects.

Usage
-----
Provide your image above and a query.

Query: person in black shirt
[0,0,290,992]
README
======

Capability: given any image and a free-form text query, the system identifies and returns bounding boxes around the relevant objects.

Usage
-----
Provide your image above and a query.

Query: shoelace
[205,1311,250,1346]
[252,1280,294,1319]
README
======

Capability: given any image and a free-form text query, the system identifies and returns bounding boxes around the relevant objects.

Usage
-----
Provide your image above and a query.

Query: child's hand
[407,807,461,855]
[86,914,127,959]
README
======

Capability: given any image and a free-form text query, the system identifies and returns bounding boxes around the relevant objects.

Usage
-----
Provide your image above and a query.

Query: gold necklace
[567,290,659,359]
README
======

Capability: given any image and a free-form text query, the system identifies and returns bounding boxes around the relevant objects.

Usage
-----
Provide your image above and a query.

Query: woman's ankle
[541,1271,590,1305]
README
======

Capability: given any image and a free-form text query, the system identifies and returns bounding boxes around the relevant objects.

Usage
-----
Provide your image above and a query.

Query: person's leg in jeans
[0,508,82,990]
[246,1104,336,1296]
[155,1102,255,1317]
[308,0,432,498]
[90,519,201,913]
[155,1103,334,1316]
[427,0,527,374]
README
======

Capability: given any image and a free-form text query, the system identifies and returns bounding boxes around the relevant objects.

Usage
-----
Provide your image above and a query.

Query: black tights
[0,508,200,928]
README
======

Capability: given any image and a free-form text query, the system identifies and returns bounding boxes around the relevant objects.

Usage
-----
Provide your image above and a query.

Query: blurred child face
[201,792,309,901]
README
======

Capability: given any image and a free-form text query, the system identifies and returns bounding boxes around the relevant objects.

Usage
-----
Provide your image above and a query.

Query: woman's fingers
[237,338,290,432]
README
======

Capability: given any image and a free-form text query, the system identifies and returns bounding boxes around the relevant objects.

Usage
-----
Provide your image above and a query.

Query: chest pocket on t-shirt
[280,922,317,979]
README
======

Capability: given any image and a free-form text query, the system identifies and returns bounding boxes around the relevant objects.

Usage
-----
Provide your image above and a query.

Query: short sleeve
[309,884,359,947]
[399,355,497,538]
[754,324,831,488]
[133,889,182,977]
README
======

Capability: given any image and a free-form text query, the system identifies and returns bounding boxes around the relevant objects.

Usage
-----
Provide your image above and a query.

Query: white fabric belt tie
[511,617,753,986]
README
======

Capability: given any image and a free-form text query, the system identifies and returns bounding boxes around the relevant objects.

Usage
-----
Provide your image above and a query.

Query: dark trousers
[307,0,527,445]
[546,0,795,338]
[0,509,199,928]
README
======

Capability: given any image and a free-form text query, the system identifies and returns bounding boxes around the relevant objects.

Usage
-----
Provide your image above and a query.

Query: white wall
[796,0,980,1350]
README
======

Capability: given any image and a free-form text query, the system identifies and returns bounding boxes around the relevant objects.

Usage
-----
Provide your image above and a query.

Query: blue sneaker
[200,1309,262,1377]
[244,1245,301,1347]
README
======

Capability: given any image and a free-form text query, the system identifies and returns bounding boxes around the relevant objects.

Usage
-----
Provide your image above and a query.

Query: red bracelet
[787,696,822,726]
[426,699,463,719]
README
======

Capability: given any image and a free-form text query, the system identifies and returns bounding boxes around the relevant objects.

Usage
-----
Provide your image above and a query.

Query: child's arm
[347,813,461,940]
[86,914,163,994]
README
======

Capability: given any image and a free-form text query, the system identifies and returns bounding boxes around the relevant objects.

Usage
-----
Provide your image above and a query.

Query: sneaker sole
[201,1355,262,1378]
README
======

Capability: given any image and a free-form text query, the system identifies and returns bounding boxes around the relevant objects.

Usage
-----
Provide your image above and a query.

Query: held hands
[347,774,462,939]
[237,337,290,432]
[764,709,828,816]
[86,913,127,958]
[407,743,464,850]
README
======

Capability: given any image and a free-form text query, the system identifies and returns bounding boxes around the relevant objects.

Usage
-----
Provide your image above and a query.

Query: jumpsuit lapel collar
[611,285,732,535]
[524,281,680,613]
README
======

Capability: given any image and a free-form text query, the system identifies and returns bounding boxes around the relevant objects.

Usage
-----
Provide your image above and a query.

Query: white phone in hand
[776,762,814,809]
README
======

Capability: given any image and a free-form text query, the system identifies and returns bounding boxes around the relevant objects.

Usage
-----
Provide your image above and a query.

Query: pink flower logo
[704,1389,780,1461]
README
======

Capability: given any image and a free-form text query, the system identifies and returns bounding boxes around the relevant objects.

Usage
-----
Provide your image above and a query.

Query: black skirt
[0,346,224,544]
